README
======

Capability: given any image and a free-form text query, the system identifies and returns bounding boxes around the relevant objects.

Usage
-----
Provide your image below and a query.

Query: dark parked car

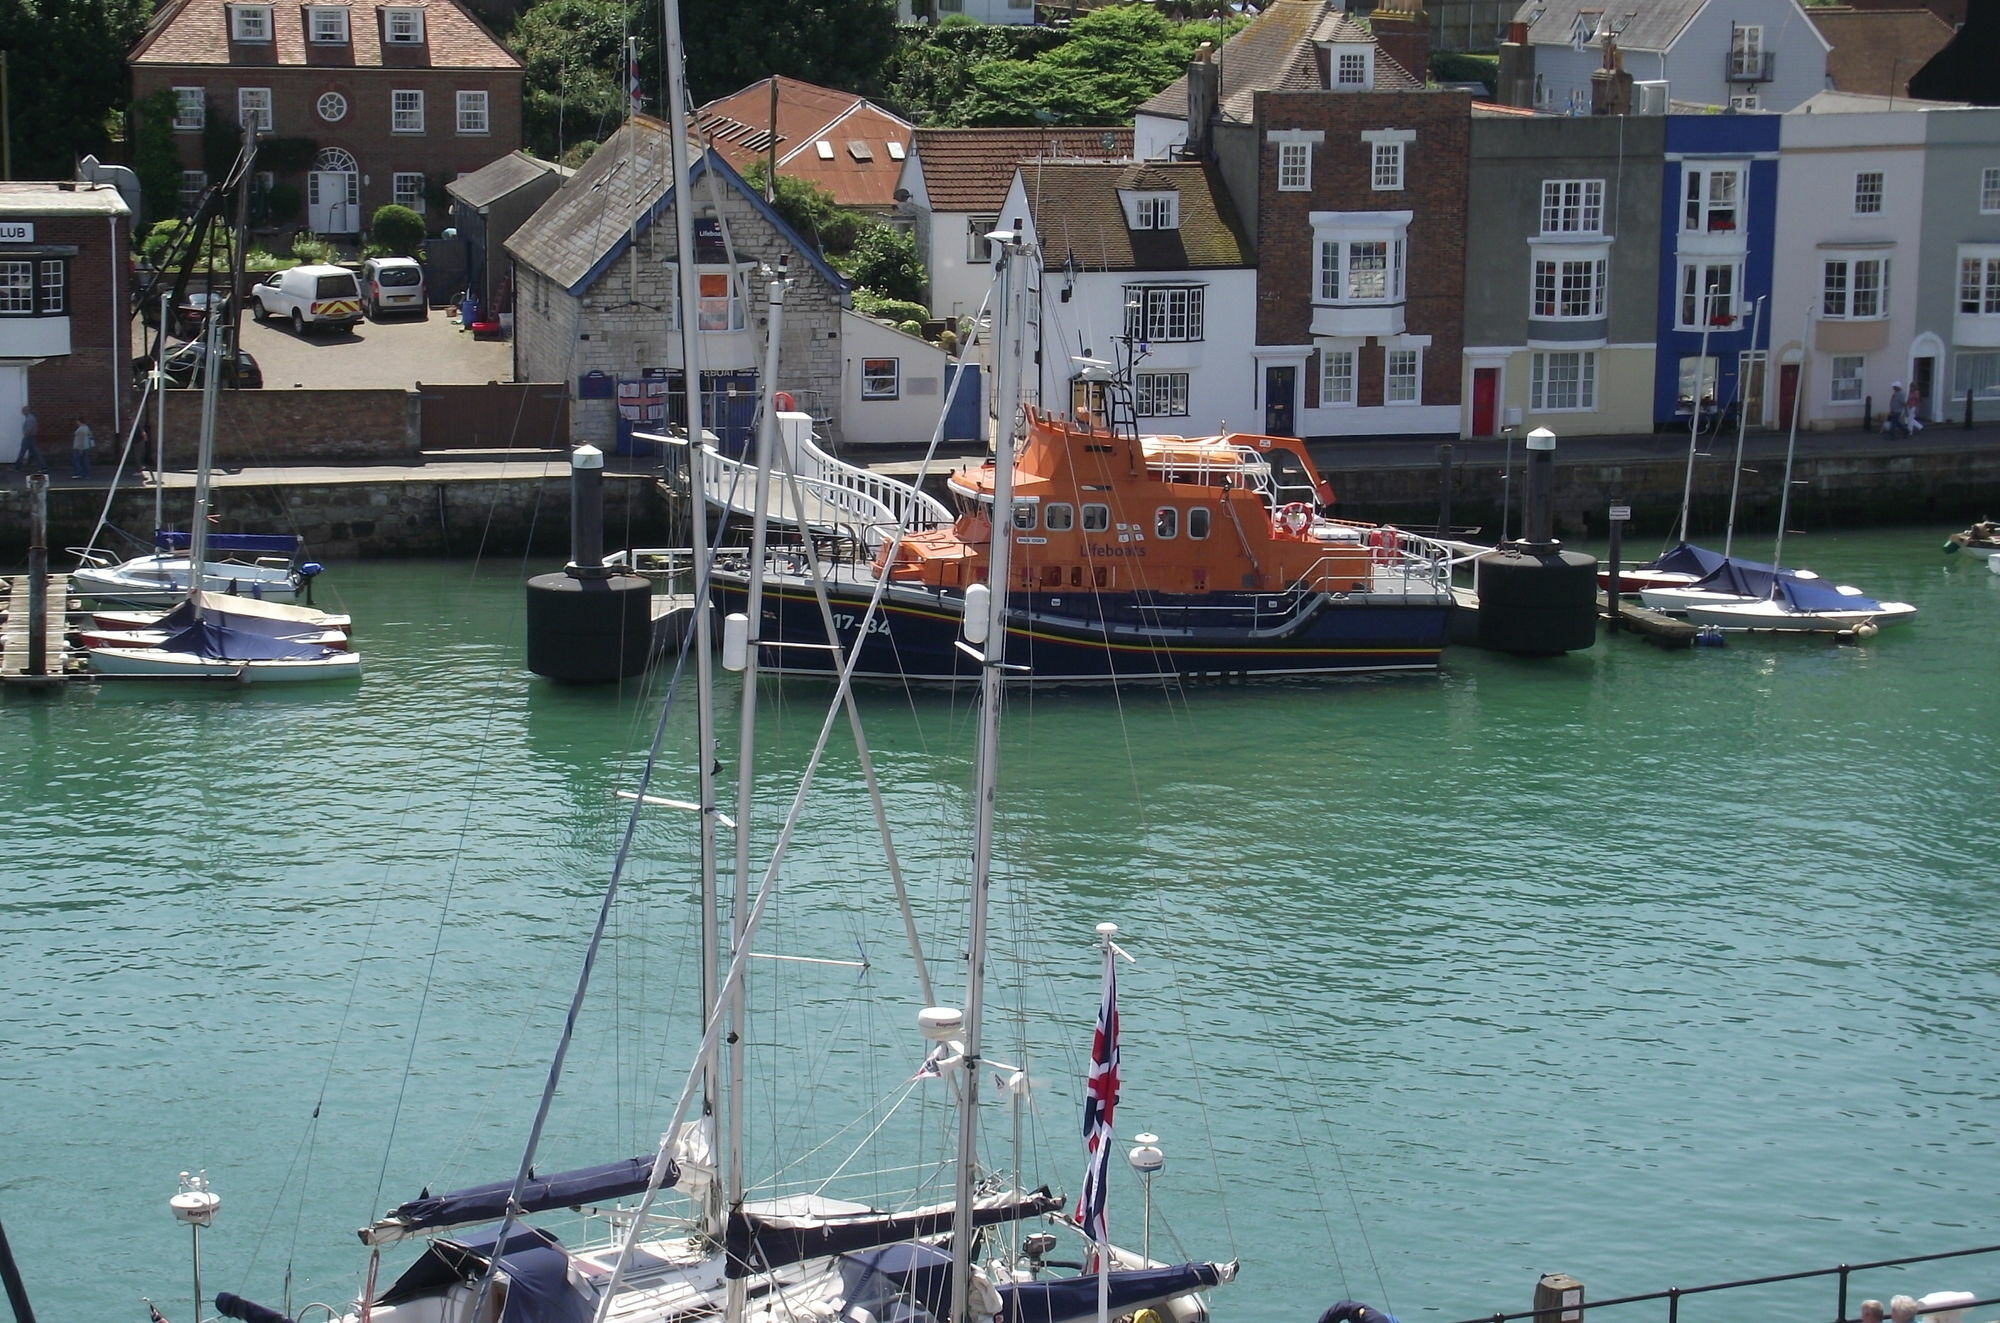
[141,340,265,389]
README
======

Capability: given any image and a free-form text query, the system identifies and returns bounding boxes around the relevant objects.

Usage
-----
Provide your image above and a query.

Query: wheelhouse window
[1854,172,1883,216]
[1385,348,1420,405]
[1187,506,1211,539]
[1531,351,1596,411]
[310,6,349,42]
[1540,179,1603,234]
[1319,347,1354,405]
[1134,371,1189,417]
[229,4,272,41]
[1678,263,1739,329]
[1155,507,1178,538]
[1532,257,1606,319]
[1822,257,1887,320]
[1012,501,1037,531]
[456,91,489,135]
[1081,504,1110,532]
[1683,165,1744,233]
[1044,503,1074,531]
[173,88,205,131]
[1124,285,1204,343]
[392,90,424,134]
[861,357,899,400]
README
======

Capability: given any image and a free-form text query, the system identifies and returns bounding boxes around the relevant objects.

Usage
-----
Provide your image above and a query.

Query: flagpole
[1086,924,1120,1323]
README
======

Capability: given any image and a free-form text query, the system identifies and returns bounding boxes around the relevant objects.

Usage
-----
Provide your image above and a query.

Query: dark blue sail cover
[1775,575,1881,612]
[1643,543,1728,577]
[152,597,326,641]
[215,1292,294,1323]
[156,530,303,555]
[834,1242,1225,1323]
[157,617,337,661]
[377,1225,590,1323]
[1685,556,1779,599]
[724,1189,1063,1278]
[375,1155,668,1236]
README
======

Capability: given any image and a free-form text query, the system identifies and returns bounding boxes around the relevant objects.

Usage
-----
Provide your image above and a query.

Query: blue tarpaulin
[377,1225,592,1323]
[376,1156,667,1236]
[155,530,303,555]
[1644,543,1728,577]
[833,1242,1227,1323]
[157,617,336,661]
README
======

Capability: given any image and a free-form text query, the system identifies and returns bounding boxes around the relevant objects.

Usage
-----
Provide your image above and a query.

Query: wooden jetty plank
[1598,590,1698,647]
[1,574,78,682]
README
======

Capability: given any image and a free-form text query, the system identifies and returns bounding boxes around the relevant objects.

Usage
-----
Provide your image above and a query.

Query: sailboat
[85,320,361,683]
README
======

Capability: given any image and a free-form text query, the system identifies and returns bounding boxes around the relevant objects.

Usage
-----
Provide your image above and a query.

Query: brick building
[0,182,135,466]
[129,0,521,235]
[1243,88,1472,438]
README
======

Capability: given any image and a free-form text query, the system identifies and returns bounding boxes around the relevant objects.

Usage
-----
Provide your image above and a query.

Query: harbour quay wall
[2,471,668,561]
[156,390,421,465]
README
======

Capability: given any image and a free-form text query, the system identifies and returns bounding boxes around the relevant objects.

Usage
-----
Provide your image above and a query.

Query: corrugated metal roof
[694,76,913,209]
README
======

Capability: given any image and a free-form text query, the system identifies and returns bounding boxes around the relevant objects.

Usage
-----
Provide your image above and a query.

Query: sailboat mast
[187,282,223,602]
[1770,303,1812,578]
[1674,282,1721,546]
[657,0,724,1233]
[949,231,1025,1323]
[1722,295,1765,559]
[155,291,169,533]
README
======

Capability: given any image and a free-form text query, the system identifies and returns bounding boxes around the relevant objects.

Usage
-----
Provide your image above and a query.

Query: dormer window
[1334,49,1369,86]
[384,7,424,43]
[1571,11,1601,49]
[310,7,350,43]
[230,4,273,41]
[1123,191,1179,231]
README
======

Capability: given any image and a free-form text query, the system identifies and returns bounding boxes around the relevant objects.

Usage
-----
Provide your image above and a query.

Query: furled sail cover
[724,1188,1064,1279]
[1686,557,1780,599]
[158,617,336,661]
[215,1292,294,1323]
[362,1155,671,1245]
[1775,575,1881,612]
[1646,543,1727,577]
[377,1224,591,1323]
[833,1241,1228,1323]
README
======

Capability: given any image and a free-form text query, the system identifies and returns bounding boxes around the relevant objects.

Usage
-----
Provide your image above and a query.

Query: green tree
[129,89,184,226]
[741,160,837,244]
[879,18,1065,125]
[840,223,925,305]
[371,204,427,254]
[678,0,897,104]
[0,0,152,181]
[954,5,1247,127]
[508,0,637,161]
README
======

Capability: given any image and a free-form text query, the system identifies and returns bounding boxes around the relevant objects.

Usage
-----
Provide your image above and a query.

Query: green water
[3,531,1998,1323]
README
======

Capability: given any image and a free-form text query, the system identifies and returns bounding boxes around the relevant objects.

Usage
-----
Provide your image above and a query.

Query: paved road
[234,303,515,390]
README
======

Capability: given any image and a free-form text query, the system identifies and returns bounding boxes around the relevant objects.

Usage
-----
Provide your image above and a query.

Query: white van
[250,264,364,335]
[361,256,427,320]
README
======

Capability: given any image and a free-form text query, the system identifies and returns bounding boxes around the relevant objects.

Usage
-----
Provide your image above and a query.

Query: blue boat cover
[155,530,303,555]
[377,1225,591,1323]
[153,597,324,641]
[834,1242,1225,1323]
[378,1155,668,1235]
[1774,574,1881,612]
[215,1292,293,1323]
[1642,543,1728,577]
[1685,556,1780,599]
[158,617,335,661]
[724,1189,1063,1278]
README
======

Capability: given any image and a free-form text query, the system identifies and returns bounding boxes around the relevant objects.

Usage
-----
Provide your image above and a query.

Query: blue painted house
[1654,112,1782,430]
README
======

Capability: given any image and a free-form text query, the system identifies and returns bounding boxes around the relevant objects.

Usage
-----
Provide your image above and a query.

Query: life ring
[773,391,796,412]
[1278,502,1314,534]
[1367,525,1398,559]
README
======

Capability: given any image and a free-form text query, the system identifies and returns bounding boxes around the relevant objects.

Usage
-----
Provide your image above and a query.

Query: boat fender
[1694,625,1727,647]
[1277,502,1314,534]
[774,391,796,412]
[300,562,325,578]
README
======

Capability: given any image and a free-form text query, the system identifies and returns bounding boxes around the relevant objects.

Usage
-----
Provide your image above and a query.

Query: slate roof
[131,0,518,68]
[447,151,567,209]
[695,76,913,209]
[1510,0,1704,52]
[1021,161,1253,273]
[505,114,844,296]
[911,126,1134,213]
[1137,0,1418,124]
[1809,6,1955,96]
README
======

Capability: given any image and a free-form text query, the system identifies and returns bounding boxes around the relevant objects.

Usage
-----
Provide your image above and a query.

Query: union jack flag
[912,1044,945,1081]
[147,1303,170,1323]
[1073,946,1119,1244]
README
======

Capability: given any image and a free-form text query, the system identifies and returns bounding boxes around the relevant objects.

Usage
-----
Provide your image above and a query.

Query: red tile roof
[911,126,1135,213]
[1809,7,1955,96]
[131,0,517,68]
[696,76,913,210]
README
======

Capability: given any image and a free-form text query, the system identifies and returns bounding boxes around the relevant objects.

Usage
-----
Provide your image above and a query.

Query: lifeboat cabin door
[1265,366,1296,436]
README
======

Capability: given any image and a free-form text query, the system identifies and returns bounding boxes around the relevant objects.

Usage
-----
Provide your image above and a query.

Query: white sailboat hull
[72,554,300,606]
[87,646,362,682]
[1680,597,1918,631]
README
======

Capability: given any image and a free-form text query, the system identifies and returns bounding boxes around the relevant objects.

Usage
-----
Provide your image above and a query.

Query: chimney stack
[1185,43,1220,161]
[1369,7,1432,87]
[1498,18,1537,107]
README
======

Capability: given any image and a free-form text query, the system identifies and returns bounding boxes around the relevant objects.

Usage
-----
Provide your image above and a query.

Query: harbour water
[4,528,1998,1323]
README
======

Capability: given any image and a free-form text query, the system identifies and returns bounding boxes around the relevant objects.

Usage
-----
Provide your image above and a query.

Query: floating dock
[1598,591,1699,646]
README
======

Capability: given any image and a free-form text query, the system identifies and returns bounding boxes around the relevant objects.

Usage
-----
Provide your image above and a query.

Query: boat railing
[1443,1242,2000,1323]
[643,426,951,548]
[1283,527,1452,599]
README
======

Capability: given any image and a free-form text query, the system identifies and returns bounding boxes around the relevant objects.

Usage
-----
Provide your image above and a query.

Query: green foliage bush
[290,233,338,265]
[140,218,236,270]
[370,204,428,255]
[946,6,1249,127]
[1429,51,1498,94]
[130,90,185,226]
[851,289,930,328]
[840,225,927,306]
[260,181,301,226]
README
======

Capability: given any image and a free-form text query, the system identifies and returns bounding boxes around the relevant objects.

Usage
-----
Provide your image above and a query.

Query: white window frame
[37,259,66,314]
[861,357,899,401]
[0,261,30,315]
[1982,167,2000,215]
[1372,142,1404,191]
[1532,256,1606,319]
[384,6,424,42]
[1278,141,1311,192]
[179,170,208,212]
[173,87,205,131]
[318,91,348,123]
[1854,171,1883,216]
[1531,351,1597,411]
[1540,179,1603,234]
[1683,164,1745,234]
[310,6,349,42]
[1384,348,1420,405]
[1730,25,1765,78]
[1830,354,1865,404]
[966,215,998,263]
[1678,262,1741,329]
[1728,94,1761,111]
[1822,256,1888,320]
[1335,50,1367,85]
[1124,284,1205,343]
[392,172,426,210]
[237,87,272,132]
[1319,347,1355,406]
[392,89,425,134]
[229,4,272,41]
[456,90,490,135]
[1954,350,2000,401]
[1130,193,1179,231]
[1134,372,1190,417]
[1960,248,2000,315]
[1318,236,1406,304]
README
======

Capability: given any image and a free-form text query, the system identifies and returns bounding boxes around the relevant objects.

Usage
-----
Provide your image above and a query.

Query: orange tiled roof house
[129,0,522,237]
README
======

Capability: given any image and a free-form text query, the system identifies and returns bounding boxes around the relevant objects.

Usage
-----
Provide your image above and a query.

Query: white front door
[308,171,359,233]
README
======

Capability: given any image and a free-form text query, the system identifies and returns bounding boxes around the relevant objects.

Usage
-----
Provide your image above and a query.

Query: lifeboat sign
[0,222,31,243]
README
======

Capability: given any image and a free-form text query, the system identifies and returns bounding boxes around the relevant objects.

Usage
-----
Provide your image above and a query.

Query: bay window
[1822,256,1888,320]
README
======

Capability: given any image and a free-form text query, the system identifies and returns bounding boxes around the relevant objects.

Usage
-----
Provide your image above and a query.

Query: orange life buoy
[773,391,796,412]
[1368,525,1398,559]
[1278,502,1313,535]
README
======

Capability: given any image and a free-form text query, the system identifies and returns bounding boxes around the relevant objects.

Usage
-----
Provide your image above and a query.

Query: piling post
[1605,504,1629,631]
[26,471,48,676]
[1436,444,1453,533]
[1522,427,1556,547]
[1863,395,1873,435]
[1534,1273,1585,1323]
[1967,388,1976,430]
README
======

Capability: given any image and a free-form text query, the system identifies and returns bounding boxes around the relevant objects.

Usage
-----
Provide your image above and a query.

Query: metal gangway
[641,411,951,549]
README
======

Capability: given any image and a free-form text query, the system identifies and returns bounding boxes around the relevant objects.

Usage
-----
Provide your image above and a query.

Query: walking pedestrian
[1906,383,1925,434]
[1884,381,1908,439]
[13,405,41,472]
[70,415,95,480]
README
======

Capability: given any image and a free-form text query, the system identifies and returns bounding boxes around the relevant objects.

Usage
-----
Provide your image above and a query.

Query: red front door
[1778,364,1799,428]
[1472,368,1498,437]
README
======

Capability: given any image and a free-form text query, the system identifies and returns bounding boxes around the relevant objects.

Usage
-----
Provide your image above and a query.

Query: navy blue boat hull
[712,576,1450,682]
